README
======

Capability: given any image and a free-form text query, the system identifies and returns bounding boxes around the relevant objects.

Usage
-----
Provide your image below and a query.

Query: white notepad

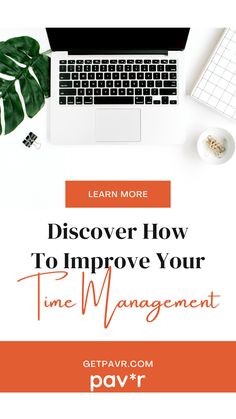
[191,28,236,120]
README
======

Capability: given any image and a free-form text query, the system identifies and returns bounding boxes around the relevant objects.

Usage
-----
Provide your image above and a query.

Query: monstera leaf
[0,36,50,135]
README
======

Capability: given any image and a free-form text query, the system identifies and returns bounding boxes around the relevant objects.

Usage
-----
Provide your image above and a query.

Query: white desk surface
[0,27,235,210]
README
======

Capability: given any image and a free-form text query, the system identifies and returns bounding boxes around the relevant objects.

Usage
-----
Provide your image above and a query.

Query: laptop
[46,28,190,145]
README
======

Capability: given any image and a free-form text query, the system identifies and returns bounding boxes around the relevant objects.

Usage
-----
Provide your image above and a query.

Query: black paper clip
[23,132,41,149]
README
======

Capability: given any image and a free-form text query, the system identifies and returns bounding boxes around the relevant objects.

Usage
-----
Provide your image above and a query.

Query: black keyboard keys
[58,57,178,106]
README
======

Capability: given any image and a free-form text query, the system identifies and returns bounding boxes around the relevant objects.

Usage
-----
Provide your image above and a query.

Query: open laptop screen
[46,28,190,54]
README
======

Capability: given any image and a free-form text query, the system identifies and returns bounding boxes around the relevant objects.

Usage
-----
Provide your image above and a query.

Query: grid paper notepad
[191,28,236,120]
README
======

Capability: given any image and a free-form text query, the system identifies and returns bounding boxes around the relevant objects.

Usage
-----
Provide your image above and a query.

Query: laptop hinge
[68,50,169,55]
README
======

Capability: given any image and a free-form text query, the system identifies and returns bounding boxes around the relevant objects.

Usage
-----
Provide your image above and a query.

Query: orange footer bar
[0,341,235,392]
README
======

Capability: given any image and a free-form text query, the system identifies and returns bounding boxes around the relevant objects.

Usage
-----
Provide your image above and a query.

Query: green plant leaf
[0,36,50,135]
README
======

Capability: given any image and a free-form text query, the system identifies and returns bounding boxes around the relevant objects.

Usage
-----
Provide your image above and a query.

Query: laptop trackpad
[95,109,141,142]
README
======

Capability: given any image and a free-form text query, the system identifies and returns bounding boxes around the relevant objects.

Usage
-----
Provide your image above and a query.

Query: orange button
[65,181,171,208]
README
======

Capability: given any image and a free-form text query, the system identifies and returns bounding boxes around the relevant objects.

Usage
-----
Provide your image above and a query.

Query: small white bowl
[197,127,235,165]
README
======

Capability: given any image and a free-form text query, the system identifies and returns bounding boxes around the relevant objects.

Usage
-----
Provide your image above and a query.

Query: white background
[0,0,236,416]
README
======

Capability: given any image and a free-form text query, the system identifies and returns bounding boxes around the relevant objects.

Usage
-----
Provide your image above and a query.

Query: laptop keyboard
[59,58,177,105]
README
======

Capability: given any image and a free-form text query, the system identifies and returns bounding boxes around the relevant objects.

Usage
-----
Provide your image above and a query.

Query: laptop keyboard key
[80,73,87,79]
[94,97,134,104]
[78,89,85,95]
[59,65,66,72]
[135,89,142,95]
[161,73,168,79]
[96,73,103,79]
[94,89,101,95]
[112,73,119,79]
[164,81,177,87]
[90,81,97,87]
[135,96,144,104]
[145,96,152,104]
[123,81,129,87]
[143,88,150,95]
[129,73,136,79]
[111,89,117,95]
[59,81,72,87]
[119,89,125,95]
[127,88,134,95]
[153,73,160,79]
[68,97,75,104]
[84,97,93,104]
[59,97,66,104]
[98,81,105,87]
[86,89,92,95]
[74,81,81,87]
[102,89,109,95]
[72,73,78,80]
[82,81,89,87]
[104,73,111,79]
[115,81,122,87]
[160,88,177,95]
[151,88,158,95]
[139,81,146,87]
[76,97,83,104]
[76,65,83,72]
[68,65,74,72]
[88,73,95,79]
[166,65,177,71]
[59,89,76,96]
[60,73,70,80]
[162,96,169,104]
[170,100,177,104]
[170,73,177,79]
